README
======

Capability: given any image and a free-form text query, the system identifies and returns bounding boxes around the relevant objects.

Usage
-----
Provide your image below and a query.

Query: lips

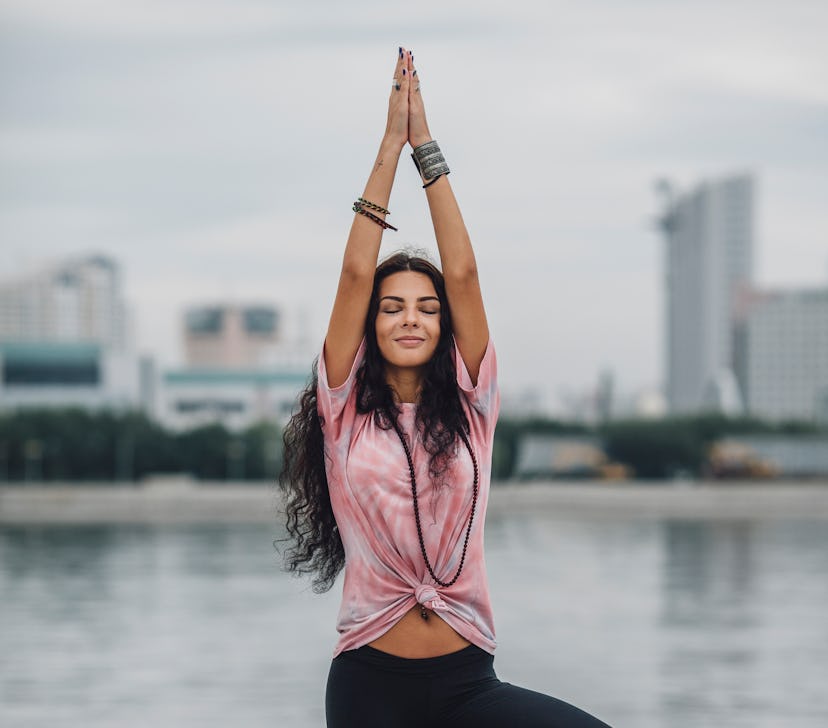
[395,336,425,346]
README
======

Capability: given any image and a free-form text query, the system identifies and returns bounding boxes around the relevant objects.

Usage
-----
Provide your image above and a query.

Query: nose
[401,306,420,327]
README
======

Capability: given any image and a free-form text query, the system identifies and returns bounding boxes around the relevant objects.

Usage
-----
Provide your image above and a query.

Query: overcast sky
[1,0,826,413]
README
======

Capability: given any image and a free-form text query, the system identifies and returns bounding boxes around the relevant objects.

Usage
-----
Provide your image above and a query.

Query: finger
[408,50,421,95]
[398,49,411,93]
[391,46,406,93]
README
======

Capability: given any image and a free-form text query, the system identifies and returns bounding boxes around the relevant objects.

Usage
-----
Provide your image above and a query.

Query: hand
[384,47,411,151]
[406,51,432,149]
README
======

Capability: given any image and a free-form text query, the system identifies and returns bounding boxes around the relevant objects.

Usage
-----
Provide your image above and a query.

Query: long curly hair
[279,251,470,592]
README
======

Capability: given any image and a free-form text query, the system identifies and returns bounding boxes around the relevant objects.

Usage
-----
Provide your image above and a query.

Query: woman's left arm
[407,53,489,384]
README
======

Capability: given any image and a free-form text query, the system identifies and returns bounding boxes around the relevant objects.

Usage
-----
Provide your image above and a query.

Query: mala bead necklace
[391,421,479,621]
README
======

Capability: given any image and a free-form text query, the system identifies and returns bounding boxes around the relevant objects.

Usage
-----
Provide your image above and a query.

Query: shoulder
[316,338,366,434]
[454,337,499,444]
[455,337,498,407]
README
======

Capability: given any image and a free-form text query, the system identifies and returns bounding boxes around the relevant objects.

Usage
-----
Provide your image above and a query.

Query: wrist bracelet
[352,201,398,231]
[356,197,390,215]
[411,140,450,182]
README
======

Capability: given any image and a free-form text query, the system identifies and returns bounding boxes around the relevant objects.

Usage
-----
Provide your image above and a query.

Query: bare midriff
[367,605,472,658]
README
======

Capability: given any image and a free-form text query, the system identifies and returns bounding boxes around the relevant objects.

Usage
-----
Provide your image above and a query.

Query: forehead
[378,270,438,299]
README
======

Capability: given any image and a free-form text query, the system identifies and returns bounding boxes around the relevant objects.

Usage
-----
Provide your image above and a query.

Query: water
[2,513,827,727]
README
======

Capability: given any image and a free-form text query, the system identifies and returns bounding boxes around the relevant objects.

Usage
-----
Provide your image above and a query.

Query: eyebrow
[379,296,441,303]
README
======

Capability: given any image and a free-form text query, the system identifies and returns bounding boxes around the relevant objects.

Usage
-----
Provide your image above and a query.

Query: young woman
[281,47,612,728]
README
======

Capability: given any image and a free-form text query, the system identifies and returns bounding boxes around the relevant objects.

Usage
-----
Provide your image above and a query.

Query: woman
[281,48,612,728]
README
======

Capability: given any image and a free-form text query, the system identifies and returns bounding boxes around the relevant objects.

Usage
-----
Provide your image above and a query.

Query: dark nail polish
[399,47,403,58]
[413,69,417,76]
[402,69,406,76]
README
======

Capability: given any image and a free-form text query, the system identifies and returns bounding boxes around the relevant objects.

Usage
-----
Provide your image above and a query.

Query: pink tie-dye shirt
[317,337,500,657]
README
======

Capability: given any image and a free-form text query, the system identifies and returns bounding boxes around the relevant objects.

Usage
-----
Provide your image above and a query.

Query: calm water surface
[2,512,827,727]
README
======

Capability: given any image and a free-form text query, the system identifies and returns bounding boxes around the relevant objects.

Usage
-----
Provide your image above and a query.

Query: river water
[2,510,827,727]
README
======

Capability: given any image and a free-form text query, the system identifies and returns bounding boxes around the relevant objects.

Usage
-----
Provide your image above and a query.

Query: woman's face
[375,270,442,372]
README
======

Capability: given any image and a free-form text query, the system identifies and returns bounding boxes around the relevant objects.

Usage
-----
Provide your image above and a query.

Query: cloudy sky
[1,0,826,412]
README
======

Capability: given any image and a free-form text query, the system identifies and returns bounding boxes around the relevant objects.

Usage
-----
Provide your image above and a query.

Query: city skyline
[2,0,826,413]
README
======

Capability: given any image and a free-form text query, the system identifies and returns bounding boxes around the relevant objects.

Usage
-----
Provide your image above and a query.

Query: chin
[380,345,436,370]
[392,354,434,369]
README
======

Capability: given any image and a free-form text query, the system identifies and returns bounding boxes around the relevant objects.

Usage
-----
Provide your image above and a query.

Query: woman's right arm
[323,48,411,388]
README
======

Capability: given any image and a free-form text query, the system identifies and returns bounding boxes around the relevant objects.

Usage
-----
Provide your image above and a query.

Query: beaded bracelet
[352,201,398,231]
[356,197,390,215]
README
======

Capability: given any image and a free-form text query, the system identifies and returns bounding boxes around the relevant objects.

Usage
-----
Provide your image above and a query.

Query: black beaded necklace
[391,420,479,620]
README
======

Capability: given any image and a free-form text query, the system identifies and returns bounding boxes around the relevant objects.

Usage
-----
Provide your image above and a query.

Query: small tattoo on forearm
[375,158,384,170]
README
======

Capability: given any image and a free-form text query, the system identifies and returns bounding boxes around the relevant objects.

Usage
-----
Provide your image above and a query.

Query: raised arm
[323,49,412,388]
[406,53,489,384]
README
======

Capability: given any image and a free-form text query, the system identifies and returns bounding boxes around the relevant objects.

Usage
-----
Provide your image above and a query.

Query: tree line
[492,414,823,479]
[0,408,822,482]
[0,409,281,482]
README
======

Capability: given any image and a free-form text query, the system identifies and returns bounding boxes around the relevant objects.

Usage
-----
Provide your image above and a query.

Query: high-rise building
[656,174,754,414]
[0,254,142,411]
[0,254,127,349]
[745,287,828,423]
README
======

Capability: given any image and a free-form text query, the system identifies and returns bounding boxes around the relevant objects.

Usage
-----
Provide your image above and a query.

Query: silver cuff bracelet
[411,140,450,182]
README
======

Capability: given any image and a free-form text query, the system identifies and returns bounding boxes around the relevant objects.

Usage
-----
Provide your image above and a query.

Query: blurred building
[184,304,280,368]
[159,303,310,431]
[709,435,828,479]
[514,434,630,480]
[0,254,145,411]
[743,287,828,423]
[595,369,614,422]
[0,341,139,410]
[0,254,127,348]
[160,368,309,431]
[656,174,754,415]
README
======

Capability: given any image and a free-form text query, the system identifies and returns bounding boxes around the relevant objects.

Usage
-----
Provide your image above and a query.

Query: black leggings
[326,644,612,728]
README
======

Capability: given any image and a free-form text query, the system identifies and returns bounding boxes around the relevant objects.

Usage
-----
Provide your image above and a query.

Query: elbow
[443,260,479,286]
[341,258,376,283]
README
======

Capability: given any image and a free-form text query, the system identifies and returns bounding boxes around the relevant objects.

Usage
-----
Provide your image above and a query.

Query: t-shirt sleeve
[317,339,366,438]
[455,338,500,441]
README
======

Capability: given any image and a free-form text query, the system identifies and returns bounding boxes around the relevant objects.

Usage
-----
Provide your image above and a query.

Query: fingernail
[402,69,406,76]
[413,69,417,76]
[399,47,403,58]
